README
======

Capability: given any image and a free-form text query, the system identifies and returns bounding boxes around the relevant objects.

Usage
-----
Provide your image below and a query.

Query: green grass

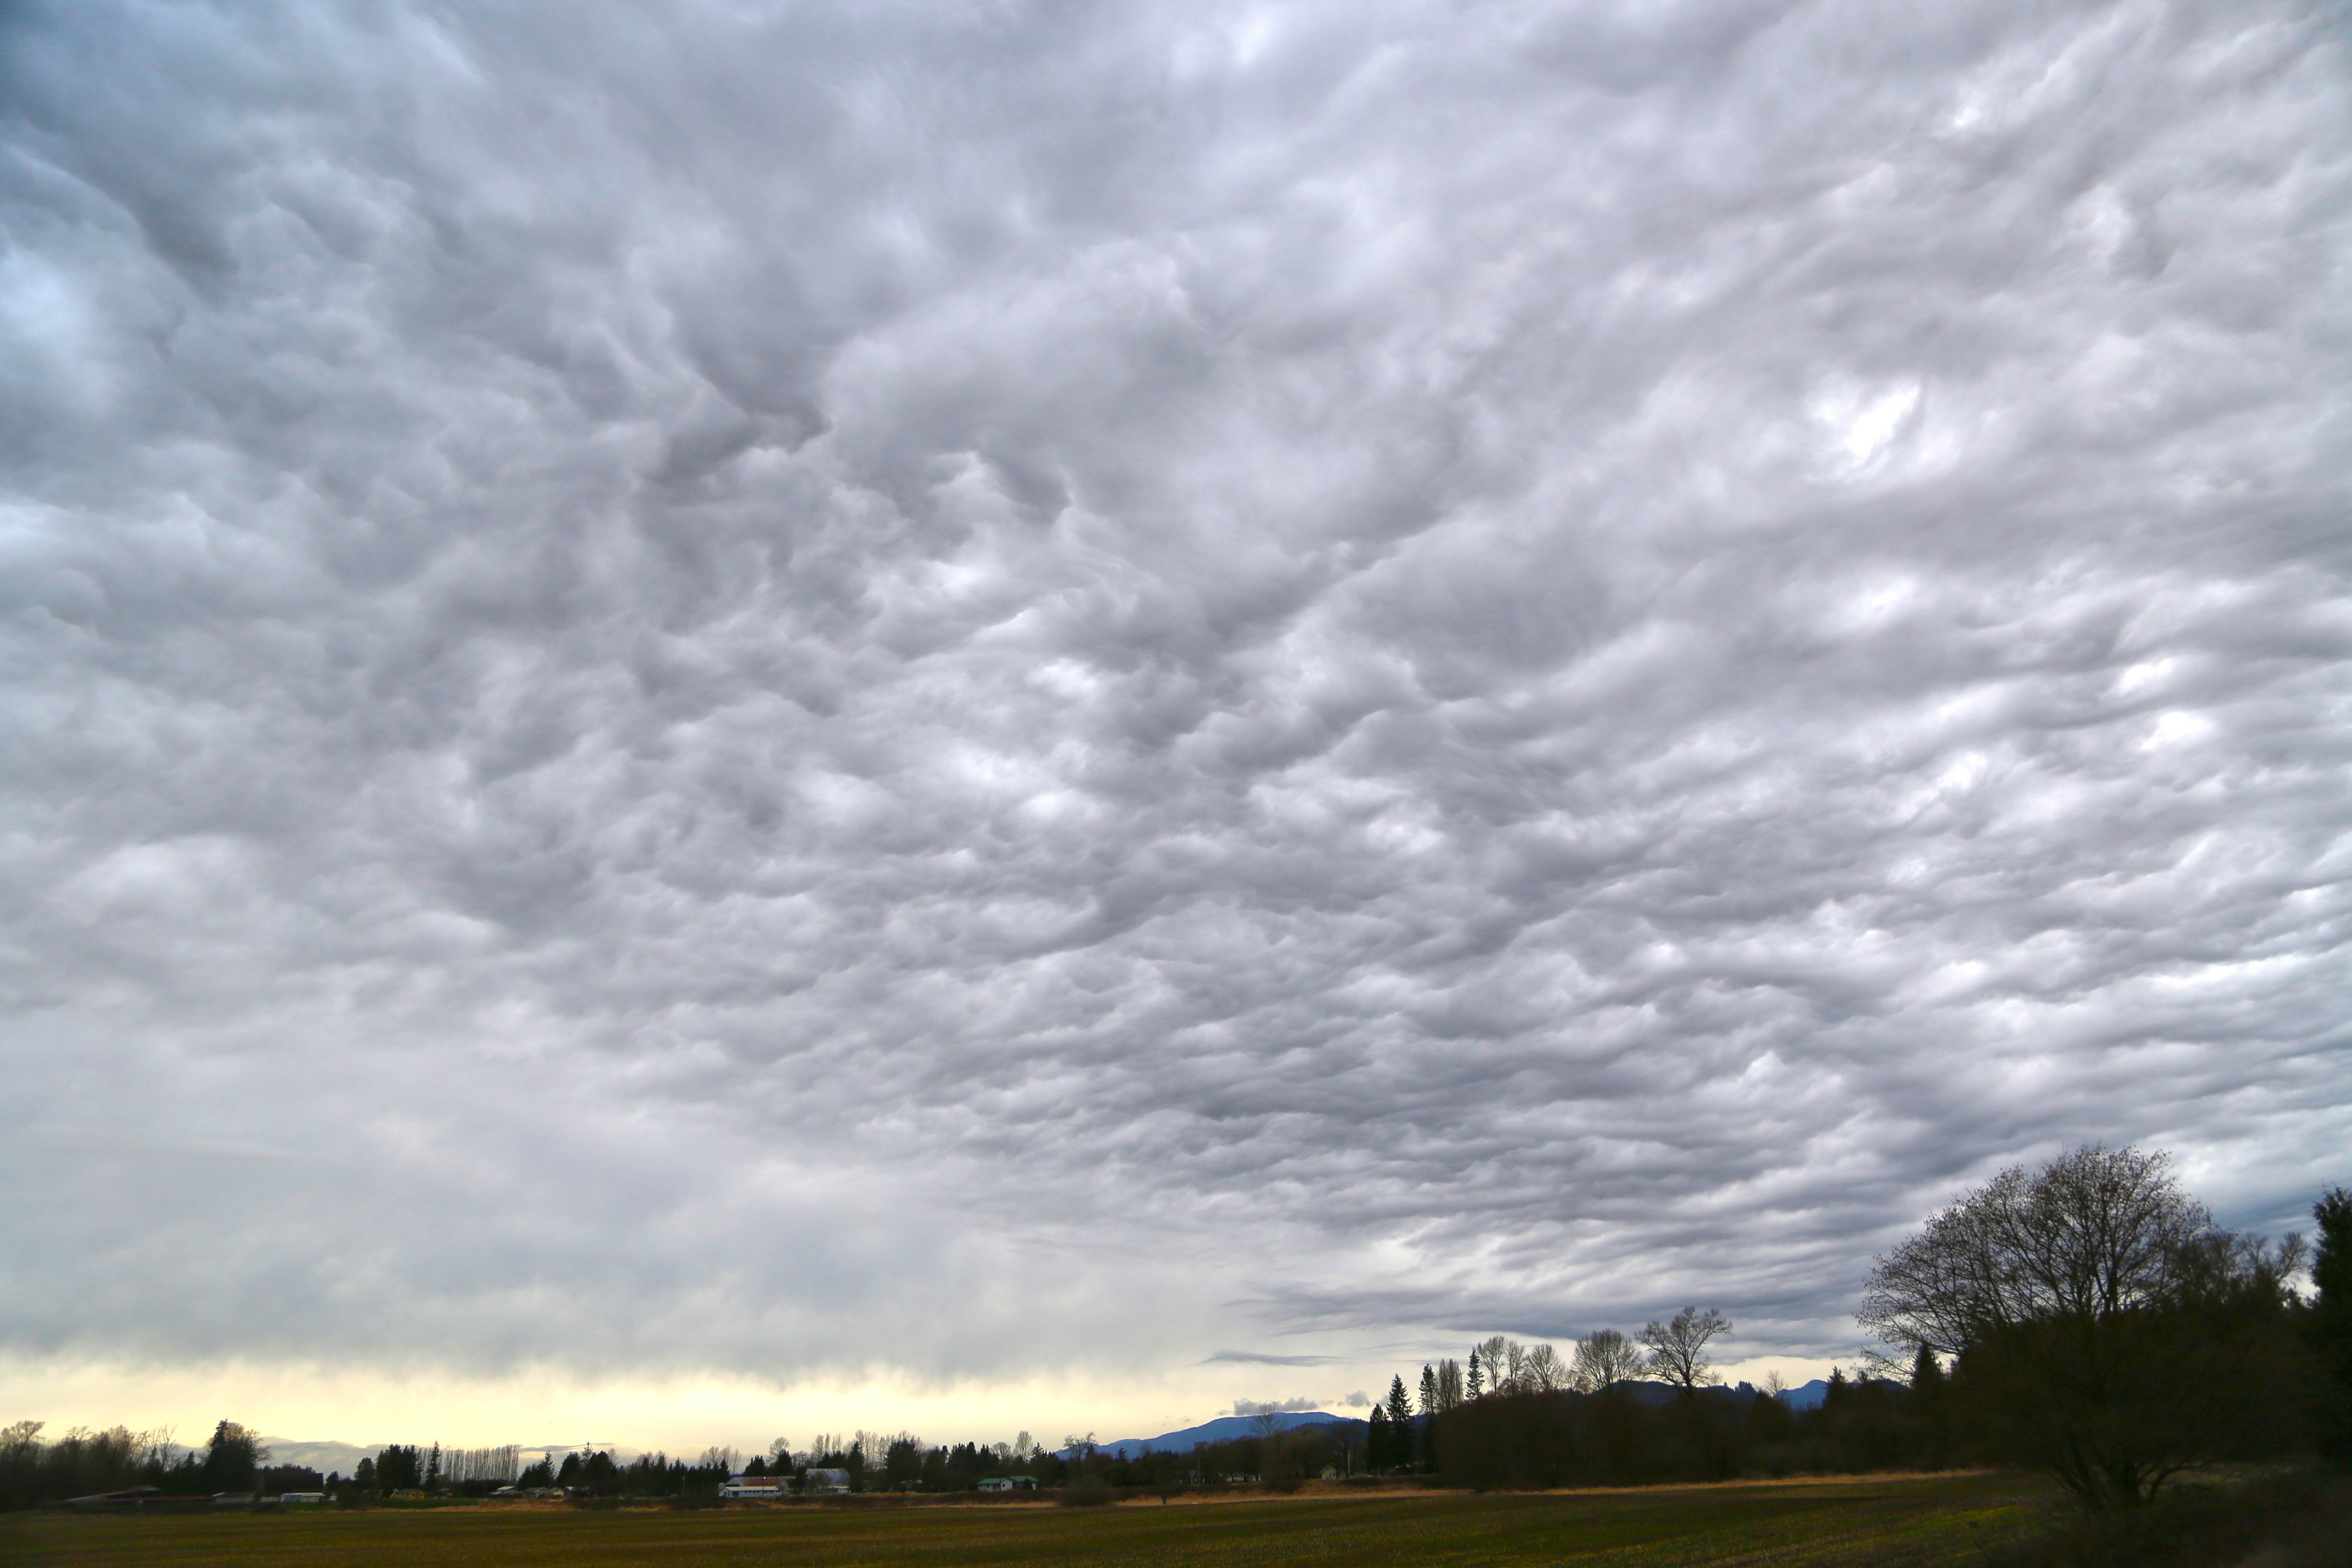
[0,1473,2051,1568]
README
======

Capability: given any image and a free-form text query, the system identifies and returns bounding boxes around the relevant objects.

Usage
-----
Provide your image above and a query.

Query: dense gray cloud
[3,0,2349,1405]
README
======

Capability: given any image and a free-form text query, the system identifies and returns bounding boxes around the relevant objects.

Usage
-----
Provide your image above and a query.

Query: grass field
[0,1473,2052,1568]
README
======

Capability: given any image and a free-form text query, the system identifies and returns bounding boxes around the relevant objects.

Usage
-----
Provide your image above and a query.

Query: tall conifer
[1384,1374,1415,1468]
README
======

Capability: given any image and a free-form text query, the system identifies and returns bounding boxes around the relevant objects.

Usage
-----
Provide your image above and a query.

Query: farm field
[1,1472,2049,1568]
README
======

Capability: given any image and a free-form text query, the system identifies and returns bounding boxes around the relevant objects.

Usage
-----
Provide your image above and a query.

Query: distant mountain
[1065,1411,1368,1461]
[1610,1380,1761,1407]
[1773,1377,1911,1411]
[1778,1380,1829,1412]
[1608,1380,1683,1407]
[1067,1388,1797,1458]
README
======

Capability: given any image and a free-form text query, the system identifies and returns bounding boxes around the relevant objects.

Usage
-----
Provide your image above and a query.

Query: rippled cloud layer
[3,0,2348,1406]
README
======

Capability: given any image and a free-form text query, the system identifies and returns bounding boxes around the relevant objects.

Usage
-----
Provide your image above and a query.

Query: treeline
[1055,1423,1365,1492]
[796,1431,1054,1493]
[0,1420,324,1510]
[1364,1308,1737,1476]
[1360,1351,1955,1490]
[366,1430,1075,1500]
[361,1441,545,1496]
[11,1148,2345,1513]
[1353,1150,2350,1507]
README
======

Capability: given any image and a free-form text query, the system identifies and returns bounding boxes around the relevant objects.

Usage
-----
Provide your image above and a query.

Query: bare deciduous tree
[0,1422,42,1467]
[1860,1143,2306,1510]
[1639,1306,1732,1390]
[442,1445,521,1485]
[1472,1336,1512,1395]
[1519,1342,1567,1393]
[1570,1329,1643,1392]
[1859,1145,2211,1360]
[1435,1358,1465,1410]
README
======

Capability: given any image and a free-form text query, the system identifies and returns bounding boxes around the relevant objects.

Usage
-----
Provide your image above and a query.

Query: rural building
[718,1474,788,1499]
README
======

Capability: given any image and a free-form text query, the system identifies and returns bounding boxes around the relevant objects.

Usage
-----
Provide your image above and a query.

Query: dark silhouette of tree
[1384,1375,1415,1469]
[202,1421,266,1492]
[1366,1404,1392,1472]
[1641,1307,1731,1390]
[1908,1346,1950,1464]
[1745,1387,1793,1447]
[1473,1336,1512,1394]
[1467,1348,1483,1398]
[258,1463,322,1494]
[1572,1329,1642,1392]
[1860,1143,2306,1509]
[376,1444,422,1494]
[2314,1185,2352,1465]
[1416,1366,1439,1465]
[1520,1342,1566,1393]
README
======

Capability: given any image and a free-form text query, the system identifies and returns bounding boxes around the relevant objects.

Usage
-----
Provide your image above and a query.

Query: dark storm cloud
[2,0,2348,1385]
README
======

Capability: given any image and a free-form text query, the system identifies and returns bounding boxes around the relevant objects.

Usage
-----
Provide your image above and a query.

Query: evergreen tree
[1909,1345,1949,1464]
[202,1421,265,1493]
[1384,1374,1415,1468]
[1467,1348,1483,1398]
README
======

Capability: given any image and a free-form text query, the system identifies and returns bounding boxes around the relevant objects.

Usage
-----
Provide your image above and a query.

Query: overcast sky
[4,0,2349,1451]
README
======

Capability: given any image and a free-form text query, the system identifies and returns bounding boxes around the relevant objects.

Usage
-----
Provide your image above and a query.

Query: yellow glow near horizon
[0,1357,1337,1456]
[4,1351,1844,1458]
